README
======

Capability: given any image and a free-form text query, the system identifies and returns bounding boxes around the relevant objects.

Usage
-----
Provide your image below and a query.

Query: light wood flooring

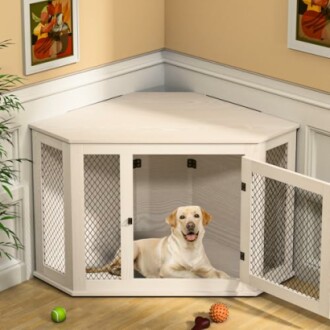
[1,278,330,329]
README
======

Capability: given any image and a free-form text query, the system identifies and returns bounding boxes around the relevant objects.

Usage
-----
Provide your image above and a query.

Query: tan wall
[1,0,329,93]
[0,0,164,85]
[165,0,330,93]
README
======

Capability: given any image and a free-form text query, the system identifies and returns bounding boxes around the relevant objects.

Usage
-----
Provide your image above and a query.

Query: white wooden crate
[30,93,330,318]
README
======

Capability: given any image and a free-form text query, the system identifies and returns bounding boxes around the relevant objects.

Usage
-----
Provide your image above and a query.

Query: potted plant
[0,39,25,259]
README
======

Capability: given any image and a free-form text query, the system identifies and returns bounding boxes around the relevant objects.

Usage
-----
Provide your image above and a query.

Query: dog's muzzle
[183,222,199,242]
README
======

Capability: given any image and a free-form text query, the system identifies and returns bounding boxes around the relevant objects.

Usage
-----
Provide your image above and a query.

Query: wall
[0,0,164,85]
[165,0,330,93]
[1,0,329,93]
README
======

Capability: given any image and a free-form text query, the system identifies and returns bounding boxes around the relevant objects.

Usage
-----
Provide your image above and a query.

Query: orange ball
[209,303,229,323]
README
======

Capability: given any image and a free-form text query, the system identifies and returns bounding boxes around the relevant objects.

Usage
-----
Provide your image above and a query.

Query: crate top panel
[30,92,299,144]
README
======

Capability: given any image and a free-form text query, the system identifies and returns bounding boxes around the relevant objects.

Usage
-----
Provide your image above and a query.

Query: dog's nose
[186,222,195,232]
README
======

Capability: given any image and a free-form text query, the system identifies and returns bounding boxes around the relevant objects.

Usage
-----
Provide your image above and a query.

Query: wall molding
[162,50,330,110]
[16,51,164,104]
[13,49,330,116]
[306,127,330,181]
[0,260,26,292]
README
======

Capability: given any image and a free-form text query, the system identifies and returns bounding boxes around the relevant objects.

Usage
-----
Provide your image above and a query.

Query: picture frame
[23,0,79,75]
[288,0,330,58]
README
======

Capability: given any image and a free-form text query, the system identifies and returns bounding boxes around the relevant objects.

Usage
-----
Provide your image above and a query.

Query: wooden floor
[1,279,330,329]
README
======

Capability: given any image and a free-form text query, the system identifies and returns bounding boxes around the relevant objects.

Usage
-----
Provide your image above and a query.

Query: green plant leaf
[0,223,11,238]
[1,184,13,198]
[0,215,15,221]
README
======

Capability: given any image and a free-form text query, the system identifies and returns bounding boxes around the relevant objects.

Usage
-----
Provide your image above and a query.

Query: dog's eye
[194,214,200,218]
[179,215,185,219]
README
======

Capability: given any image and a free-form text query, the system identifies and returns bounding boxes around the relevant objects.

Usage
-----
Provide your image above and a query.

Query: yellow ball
[51,306,66,323]
[209,303,229,323]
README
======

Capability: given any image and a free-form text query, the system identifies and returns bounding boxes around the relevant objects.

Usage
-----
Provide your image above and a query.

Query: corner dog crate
[31,93,330,318]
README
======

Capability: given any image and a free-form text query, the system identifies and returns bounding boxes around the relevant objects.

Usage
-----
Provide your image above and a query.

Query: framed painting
[23,0,79,75]
[288,0,330,58]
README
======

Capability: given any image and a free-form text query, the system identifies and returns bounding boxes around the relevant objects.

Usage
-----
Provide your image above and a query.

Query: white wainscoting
[307,128,330,182]
[0,188,25,291]
[2,49,330,291]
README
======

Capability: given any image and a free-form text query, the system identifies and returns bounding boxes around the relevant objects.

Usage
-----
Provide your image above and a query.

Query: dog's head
[166,206,212,243]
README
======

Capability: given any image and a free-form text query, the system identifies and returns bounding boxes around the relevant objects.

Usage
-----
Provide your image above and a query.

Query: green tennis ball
[51,306,66,323]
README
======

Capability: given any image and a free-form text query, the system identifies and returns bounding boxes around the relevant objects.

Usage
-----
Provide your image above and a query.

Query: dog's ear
[166,208,177,227]
[201,208,212,226]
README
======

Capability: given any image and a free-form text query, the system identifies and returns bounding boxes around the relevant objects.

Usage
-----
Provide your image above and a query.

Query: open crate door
[240,157,330,318]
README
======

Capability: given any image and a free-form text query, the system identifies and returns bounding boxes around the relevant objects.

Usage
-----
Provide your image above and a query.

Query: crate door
[240,157,330,318]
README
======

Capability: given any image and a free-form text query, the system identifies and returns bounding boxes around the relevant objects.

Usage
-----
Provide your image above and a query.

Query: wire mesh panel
[263,144,290,277]
[84,155,121,280]
[250,172,323,300]
[41,144,65,274]
[266,143,288,169]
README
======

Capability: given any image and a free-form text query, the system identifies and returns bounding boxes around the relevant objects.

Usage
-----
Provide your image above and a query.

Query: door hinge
[240,252,245,261]
[133,159,142,169]
[241,182,246,191]
[187,158,197,169]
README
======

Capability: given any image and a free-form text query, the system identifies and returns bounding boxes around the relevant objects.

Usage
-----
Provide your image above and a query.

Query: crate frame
[32,129,297,297]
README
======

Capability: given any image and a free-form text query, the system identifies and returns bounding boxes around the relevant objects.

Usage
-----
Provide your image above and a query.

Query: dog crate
[30,93,330,318]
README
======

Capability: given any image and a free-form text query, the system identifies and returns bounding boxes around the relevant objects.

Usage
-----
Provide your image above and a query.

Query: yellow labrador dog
[87,206,229,279]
